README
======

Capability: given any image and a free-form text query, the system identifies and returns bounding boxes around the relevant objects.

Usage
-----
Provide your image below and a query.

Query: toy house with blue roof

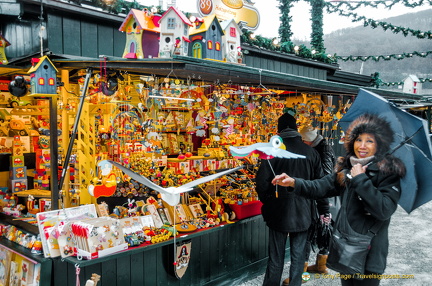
[189,15,224,61]
[27,56,58,95]
[119,9,161,59]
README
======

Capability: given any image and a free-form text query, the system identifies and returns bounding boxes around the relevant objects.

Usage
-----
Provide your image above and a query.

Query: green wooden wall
[1,12,125,60]
[54,215,283,286]
[244,54,328,80]
[46,13,124,59]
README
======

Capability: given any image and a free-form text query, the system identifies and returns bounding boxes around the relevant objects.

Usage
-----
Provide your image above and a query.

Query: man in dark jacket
[256,113,323,286]
[300,128,337,274]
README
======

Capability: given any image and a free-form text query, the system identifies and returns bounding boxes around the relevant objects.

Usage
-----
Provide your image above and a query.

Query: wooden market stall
[1,1,429,286]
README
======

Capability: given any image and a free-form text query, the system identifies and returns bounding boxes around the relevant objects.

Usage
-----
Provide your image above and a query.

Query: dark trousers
[340,272,381,286]
[262,228,308,286]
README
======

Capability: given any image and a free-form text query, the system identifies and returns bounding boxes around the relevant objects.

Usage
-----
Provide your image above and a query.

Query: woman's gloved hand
[320,213,332,225]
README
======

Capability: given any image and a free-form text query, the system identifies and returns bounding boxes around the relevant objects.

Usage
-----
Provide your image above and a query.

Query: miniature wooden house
[403,74,423,95]
[27,56,58,95]
[0,33,11,65]
[189,15,224,61]
[119,8,161,59]
[158,6,193,58]
[220,19,242,63]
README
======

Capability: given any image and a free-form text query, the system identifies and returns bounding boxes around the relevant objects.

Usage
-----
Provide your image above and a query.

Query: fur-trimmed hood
[344,113,393,158]
[336,113,406,186]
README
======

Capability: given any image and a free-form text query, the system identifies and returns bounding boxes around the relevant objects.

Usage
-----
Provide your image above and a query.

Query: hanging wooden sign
[174,240,192,279]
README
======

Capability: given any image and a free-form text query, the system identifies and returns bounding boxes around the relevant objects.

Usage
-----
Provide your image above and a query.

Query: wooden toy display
[0,65,344,259]
[0,8,348,281]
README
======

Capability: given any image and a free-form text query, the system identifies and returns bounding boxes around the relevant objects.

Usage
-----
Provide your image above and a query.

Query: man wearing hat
[256,113,323,286]
[299,127,337,275]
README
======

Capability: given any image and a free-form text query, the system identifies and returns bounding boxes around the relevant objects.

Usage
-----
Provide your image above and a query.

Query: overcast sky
[141,0,431,40]
[253,1,431,40]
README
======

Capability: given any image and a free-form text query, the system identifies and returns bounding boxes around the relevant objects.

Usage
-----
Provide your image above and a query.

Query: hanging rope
[75,264,81,286]
[266,160,278,198]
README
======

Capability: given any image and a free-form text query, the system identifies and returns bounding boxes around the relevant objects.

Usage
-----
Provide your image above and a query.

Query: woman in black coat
[272,113,406,286]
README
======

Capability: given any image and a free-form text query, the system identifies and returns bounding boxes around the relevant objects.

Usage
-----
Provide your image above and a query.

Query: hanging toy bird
[229,135,306,159]
[229,135,305,198]
[107,160,243,206]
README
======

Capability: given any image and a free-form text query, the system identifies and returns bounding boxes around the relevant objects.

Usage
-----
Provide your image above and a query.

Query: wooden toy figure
[85,273,100,286]
[0,32,11,65]
[88,161,117,198]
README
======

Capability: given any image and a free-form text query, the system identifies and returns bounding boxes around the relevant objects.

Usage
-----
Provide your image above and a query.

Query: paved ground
[238,201,432,286]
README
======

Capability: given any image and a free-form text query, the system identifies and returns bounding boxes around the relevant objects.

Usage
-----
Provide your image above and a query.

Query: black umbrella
[339,89,432,213]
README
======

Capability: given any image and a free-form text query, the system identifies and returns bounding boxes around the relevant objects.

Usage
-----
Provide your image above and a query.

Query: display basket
[229,200,263,220]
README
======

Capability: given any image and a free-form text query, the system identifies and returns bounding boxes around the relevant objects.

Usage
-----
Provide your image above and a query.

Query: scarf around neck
[310,134,323,148]
[350,155,375,167]
[279,129,301,139]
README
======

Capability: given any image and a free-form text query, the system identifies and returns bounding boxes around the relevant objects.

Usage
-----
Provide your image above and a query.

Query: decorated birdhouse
[27,56,58,96]
[403,74,423,95]
[0,33,11,65]
[189,14,224,61]
[158,6,193,58]
[119,8,161,59]
[220,19,242,63]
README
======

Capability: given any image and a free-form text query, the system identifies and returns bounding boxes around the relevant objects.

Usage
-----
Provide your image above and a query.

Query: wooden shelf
[0,213,39,235]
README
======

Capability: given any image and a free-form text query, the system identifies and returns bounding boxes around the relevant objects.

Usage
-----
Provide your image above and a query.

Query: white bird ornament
[229,135,306,159]
[107,160,243,206]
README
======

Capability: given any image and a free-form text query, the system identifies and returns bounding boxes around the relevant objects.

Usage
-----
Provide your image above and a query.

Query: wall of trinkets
[0,64,348,285]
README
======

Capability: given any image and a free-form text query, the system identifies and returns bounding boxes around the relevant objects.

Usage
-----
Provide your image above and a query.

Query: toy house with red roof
[0,33,11,65]
[189,15,224,61]
[220,19,242,63]
[27,56,58,95]
[119,8,161,59]
[158,6,193,58]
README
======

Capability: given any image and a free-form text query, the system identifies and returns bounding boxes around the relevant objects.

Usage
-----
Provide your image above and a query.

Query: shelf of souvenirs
[0,212,39,235]
[63,213,262,268]
[0,162,259,261]
[0,237,46,264]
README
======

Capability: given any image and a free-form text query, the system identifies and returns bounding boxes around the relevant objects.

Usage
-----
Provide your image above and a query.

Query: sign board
[197,0,260,30]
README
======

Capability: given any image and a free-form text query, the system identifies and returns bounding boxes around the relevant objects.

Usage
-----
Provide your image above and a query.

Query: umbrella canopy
[339,89,432,213]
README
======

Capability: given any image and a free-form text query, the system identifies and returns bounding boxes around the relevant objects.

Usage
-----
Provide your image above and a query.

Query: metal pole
[58,68,93,193]
[50,94,59,209]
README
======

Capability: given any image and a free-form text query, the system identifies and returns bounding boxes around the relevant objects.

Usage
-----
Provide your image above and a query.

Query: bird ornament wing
[229,135,306,159]
[229,142,271,158]
[255,146,306,159]
[107,160,166,193]
[180,166,244,190]
[108,161,243,206]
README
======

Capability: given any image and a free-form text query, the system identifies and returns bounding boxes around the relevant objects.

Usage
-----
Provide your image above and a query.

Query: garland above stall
[337,50,432,62]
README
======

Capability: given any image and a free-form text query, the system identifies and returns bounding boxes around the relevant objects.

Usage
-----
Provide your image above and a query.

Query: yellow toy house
[119,8,161,59]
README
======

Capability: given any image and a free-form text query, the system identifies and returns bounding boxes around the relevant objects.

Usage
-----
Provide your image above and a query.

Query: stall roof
[51,55,425,101]
[0,64,28,76]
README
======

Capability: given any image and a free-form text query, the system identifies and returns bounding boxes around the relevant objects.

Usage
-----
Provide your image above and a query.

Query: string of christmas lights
[325,0,431,11]
[336,50,432,62]
[324,2,432,40]
[380,78,432,87]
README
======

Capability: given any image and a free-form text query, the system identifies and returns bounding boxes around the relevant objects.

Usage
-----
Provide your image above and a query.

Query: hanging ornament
[8,76,28,97]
